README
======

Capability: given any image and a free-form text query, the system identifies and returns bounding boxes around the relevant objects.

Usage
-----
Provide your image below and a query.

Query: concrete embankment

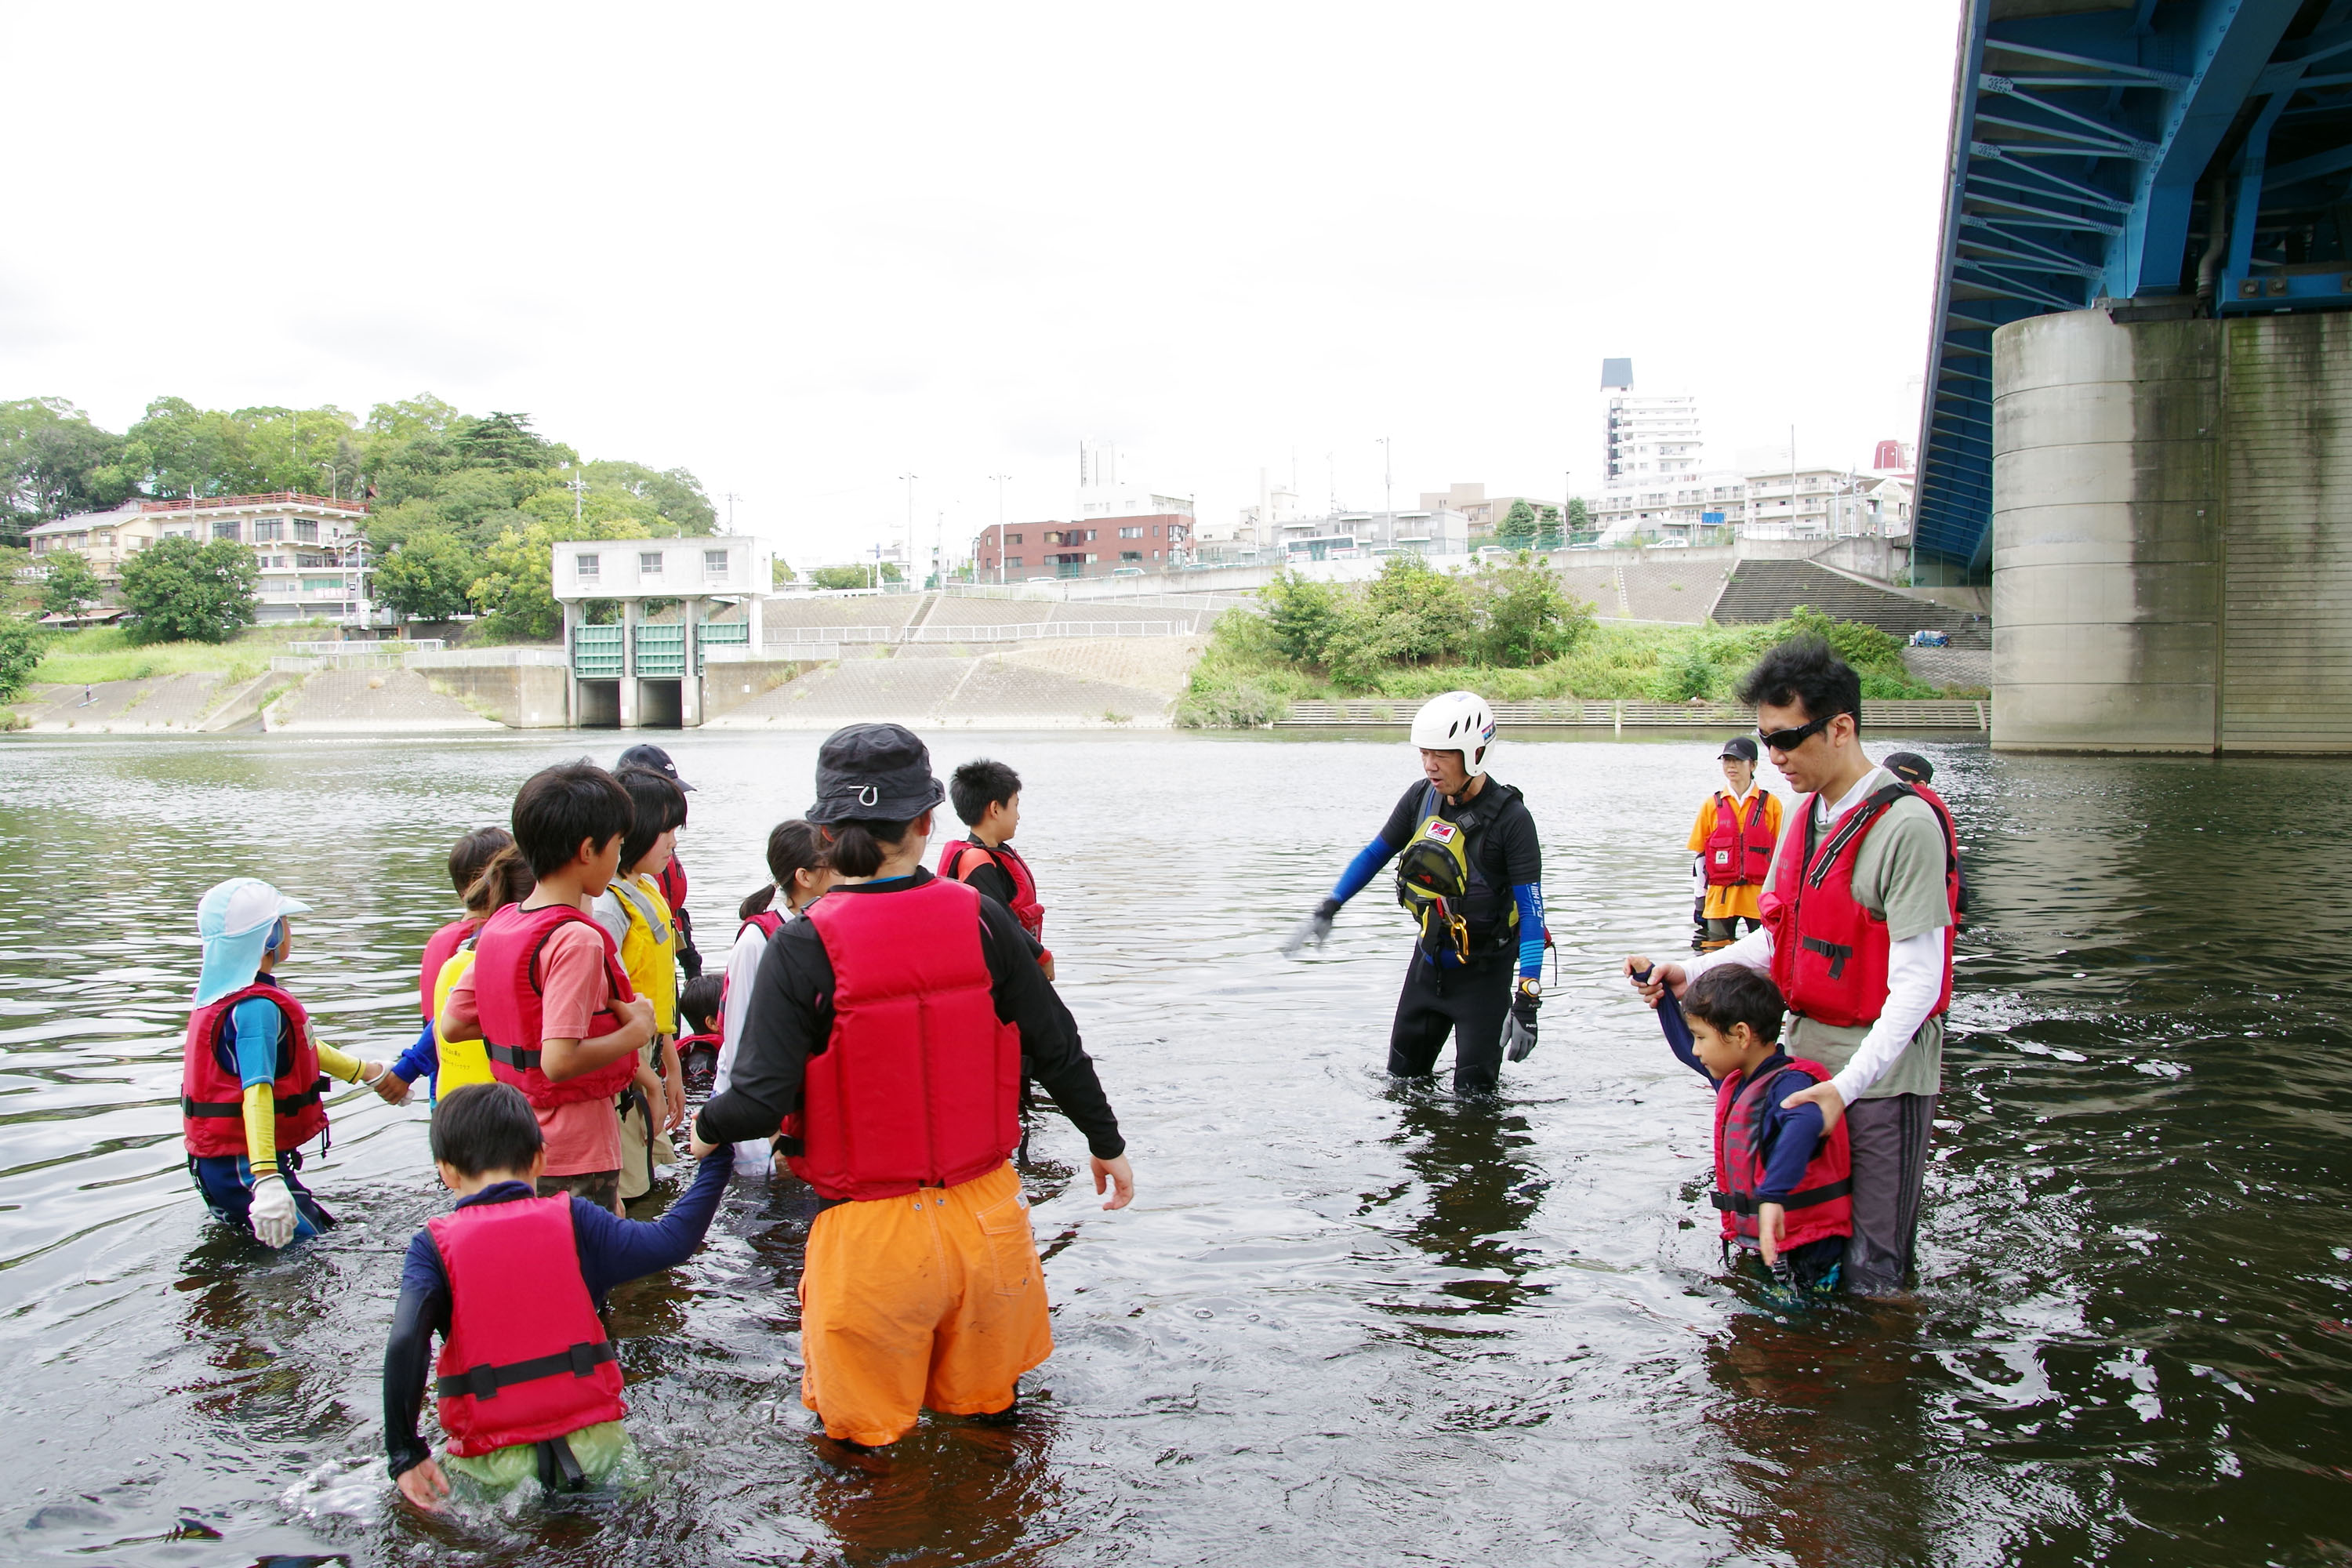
[705,638,1200,730]
[10,671,288,734]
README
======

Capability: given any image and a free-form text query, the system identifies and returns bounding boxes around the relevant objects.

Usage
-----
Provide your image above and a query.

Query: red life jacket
[419,916,484,1019]
[677,1031,722,1060]
[426,1194,626,1456]
[937,838,1045,942]
[1711,1056,1853,1250]
[1907,781,1968,928]
[474,902,641,1109]
[181,980,329,1159]
[786,877,1022,1202]
[657,856,688,919]
[1761,781,1961,1029]
[1703,790,1777,888]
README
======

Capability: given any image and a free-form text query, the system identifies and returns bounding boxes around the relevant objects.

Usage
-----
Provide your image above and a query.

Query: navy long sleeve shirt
[382,1152,731,1478]
[1653,998,1827,1207]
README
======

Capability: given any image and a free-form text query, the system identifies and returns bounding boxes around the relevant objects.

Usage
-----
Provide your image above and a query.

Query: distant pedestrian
[1687,735,1780,953]
[1628,637,1960,1298]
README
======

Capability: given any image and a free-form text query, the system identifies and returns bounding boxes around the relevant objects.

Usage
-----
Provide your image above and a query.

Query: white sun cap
[193,877,312,1007]
[1410,691,1497,778]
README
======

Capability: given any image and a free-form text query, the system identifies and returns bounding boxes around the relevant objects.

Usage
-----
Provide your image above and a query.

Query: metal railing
[1279,699,1990,731]
[141,492,371,515]
[284,639,444,656]
[761,619,1185,648]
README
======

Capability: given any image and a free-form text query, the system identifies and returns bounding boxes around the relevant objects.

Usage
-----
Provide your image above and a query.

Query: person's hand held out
[1757,1202,1786,1268]
[396,1457,451,1512]
[248,1174,297,1249]
[1780,1076,1848,1134]
[372,1071,413,1106]
[1091,1154,1134,1210]
[1624,955,1688,1007]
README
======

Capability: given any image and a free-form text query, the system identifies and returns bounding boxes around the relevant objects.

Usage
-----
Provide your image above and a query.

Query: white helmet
[1410,691,1497,777]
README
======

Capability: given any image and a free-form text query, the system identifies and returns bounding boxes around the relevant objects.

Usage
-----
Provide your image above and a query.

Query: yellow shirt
[1687,787,1783,921]
[434,946,495,1089]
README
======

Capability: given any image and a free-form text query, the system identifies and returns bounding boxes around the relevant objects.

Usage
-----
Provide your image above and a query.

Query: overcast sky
[7,1,1963,568]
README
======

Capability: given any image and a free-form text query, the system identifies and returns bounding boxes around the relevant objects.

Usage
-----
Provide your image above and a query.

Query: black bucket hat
[807,723,947,825]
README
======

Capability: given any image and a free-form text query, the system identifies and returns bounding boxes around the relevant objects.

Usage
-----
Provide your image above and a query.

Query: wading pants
[1388,949,1514,1095]
[1842,1091,1936,1297]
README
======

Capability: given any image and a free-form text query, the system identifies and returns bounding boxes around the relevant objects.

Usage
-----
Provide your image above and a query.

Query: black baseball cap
[617,743,695,791]
[807,723,947,825]
[1718,735,1759,763]
[1883,750,1934,784]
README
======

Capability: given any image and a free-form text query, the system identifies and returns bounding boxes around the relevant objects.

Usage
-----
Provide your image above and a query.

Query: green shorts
[441,1421,641,1497]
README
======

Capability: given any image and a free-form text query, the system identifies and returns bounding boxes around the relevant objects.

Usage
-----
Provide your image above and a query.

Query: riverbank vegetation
[2,394,716,643]
[25,624,325,690]
[1174,558,1960,727]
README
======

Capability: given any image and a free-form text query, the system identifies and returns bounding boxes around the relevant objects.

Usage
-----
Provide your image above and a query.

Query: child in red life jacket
[1642,961,1852,1294]
[385,1082,731,1508]
[379,827,516,1106]
[676,975,723,1097]
[183,878,391,1248]
[438,764,658,1218]
[715,819,834,1174]
[940,757,1051,981]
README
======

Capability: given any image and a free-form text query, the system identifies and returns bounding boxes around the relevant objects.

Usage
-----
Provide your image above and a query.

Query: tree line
[2,394,732,642]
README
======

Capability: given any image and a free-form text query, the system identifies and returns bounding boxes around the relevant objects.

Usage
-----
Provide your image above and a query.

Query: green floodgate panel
[572,623,624,679]
[634,623,687,679]
[697,619,749,673]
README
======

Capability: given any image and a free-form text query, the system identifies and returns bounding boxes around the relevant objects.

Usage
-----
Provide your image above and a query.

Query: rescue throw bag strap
[436,1338,617,1401]
[1708,1178,1853,1216]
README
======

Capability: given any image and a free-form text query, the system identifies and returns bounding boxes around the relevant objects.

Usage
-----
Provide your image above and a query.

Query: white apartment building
[1593,467,1916,546]
[27,492,383,626]
[1276,509,1471,561]
[1076,439,1194,523]
[1602,392,1706,489]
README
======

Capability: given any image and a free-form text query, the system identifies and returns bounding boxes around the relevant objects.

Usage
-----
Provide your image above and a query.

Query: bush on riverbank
[1175,591,1955,727]
[30,622,321,688]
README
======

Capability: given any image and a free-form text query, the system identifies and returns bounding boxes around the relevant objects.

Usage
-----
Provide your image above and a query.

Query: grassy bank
[31,624,324,688]
[1177,604,1976,728]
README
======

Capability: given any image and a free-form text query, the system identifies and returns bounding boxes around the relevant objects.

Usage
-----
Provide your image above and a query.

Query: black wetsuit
[1372,777,1542,1094]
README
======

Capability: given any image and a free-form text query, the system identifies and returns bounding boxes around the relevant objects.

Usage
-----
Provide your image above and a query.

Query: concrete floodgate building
[553,537,771,727]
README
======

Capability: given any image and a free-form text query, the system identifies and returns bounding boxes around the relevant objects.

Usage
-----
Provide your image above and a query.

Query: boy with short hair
[182,878,391,1247]
[675,975,723,1096]
[938,757,1051,979]
[384,1082,730,1508]
[1638,960,1850,1292]
[439,762,656,1216]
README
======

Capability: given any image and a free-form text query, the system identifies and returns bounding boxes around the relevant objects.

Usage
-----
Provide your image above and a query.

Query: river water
[0,731,2346,1566]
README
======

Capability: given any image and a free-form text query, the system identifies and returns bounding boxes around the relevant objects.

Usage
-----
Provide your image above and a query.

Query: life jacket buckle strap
[1799,935,1854,978]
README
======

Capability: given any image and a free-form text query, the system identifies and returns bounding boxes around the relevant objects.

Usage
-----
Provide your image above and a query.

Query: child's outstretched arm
[568,1149,732,1298]
[383,1230,454,1510]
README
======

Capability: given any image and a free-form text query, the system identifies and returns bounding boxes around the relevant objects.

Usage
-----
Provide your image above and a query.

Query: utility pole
[567,465,587,529]
[1377,436,1392,524]
[318,460,336,504]
[987,473,1010,585]
[896,473,917,590]
[720,491,743,532]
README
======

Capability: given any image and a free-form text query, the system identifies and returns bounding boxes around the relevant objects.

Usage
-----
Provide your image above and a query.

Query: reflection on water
[0,731,2347,1566]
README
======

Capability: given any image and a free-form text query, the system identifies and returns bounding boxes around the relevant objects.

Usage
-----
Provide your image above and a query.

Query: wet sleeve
[568,1152,731,1300]
[695,925,826,1146]
[1499,798,1543,884]
[391,1019,438,1087]
[1329,838,1396,905]
[383,1229,451,1479]
[1512,883,1545,980]
[1378,781,1426,848]
[241,1084,277,1171]
[978,900,1123,1159]
[315,1042,364,1083]
[1756,1087,1827,1205]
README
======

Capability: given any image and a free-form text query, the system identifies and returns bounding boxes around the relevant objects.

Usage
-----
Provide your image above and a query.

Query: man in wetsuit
[1283,691,1548,1095]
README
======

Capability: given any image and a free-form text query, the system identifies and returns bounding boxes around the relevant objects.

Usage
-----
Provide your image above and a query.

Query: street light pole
[986,473,1010,584]
[318,460,336,504]
[897,473,918,591]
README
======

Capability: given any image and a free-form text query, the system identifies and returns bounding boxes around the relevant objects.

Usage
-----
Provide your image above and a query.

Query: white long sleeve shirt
[1683,768,1947,1105]
[712,898,789,1173]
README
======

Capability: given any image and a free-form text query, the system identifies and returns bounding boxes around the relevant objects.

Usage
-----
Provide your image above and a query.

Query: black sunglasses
[1755,713,1836,753]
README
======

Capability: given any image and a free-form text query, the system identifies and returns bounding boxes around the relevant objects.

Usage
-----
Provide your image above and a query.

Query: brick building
[974,513,1191,580]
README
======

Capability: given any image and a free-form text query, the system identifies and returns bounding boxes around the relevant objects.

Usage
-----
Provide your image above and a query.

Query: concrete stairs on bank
[1708,559,1991,648]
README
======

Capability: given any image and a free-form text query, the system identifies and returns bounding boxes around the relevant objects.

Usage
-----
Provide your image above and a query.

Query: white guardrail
[760,620,1185,648]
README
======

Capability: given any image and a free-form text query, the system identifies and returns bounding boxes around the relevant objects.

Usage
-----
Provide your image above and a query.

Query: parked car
[1110,566,1145,577]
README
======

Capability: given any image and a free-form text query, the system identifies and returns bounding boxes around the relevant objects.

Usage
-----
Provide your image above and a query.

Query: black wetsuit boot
[1386,950,1515,1094]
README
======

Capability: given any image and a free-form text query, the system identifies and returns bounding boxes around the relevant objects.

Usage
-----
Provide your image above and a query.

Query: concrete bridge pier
[1993,308,2352,753]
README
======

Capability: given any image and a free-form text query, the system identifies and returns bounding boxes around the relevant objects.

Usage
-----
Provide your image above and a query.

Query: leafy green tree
[468,520,570,641]
[1474,557,1594,666]
[807,563,901,590]
[125,397,267,499]
[1564,498,1595,543]
[0,615,43,702]
[454,412,568,472]
[583,461,717,534]
[119,536,259,643]
[1360,554,1475,663]
[1,398,137,541]
[1261,569,1344,662]
[373,530,481,622]
[39,550,102,619]
[1497,498,1539,546]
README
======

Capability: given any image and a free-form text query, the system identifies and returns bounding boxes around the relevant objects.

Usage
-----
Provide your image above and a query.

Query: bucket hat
[194,878,312,1007]
[807,723,946,825]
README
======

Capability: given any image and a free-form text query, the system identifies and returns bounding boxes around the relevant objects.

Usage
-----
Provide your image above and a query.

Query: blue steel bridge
[1913,0,2352,579]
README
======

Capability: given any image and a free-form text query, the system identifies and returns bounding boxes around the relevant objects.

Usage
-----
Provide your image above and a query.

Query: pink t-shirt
[444,918,624,1177]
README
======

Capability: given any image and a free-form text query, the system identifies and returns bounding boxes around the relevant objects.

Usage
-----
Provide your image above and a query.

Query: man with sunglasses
[1626,637,1958,1298]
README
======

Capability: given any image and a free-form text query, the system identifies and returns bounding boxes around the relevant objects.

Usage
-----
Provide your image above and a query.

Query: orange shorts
[799,1160,1051,1446]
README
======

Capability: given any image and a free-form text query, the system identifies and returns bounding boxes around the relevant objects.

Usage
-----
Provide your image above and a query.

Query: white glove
[249,1174,299,1249]
[1281,899,1340,956]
